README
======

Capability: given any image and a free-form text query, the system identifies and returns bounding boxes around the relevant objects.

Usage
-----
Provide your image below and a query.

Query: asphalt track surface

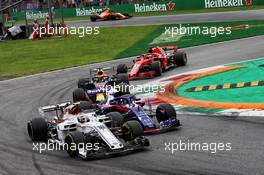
[68,10,264,27]
[1,11,264,175]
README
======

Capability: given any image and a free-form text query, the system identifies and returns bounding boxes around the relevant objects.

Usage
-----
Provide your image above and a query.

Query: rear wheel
[116,73,129,84]
[27,118,47,141]
[151,61,162,76]
[90,15,98,22]
[79,101,94,110]
[156,103,177,123]
[65,131,85,158]
[73,88,87,102]
[78,78,95,90]
[174,52,187,66]
[122,120,144,141]
[117,64,128,74]
[122,13,130,17]
[109,15,117,20]
[106,112,123,127]
[114,82,130,97]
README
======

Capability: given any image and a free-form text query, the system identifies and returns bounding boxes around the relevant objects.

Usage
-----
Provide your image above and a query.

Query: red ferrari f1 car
[116,46,187,80]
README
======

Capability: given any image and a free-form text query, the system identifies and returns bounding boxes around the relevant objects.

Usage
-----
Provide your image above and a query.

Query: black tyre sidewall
[156,103,177,123]
[106,112,124,127]
[65,131,85,158]
[27,118,47,141]
[151,61,162,76]
[122,120,144,141]
[117,64,128,74]
[174,52,187,66]
[72,88,87,102]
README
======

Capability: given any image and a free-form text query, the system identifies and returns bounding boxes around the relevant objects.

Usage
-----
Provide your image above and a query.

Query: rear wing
[38,101,72,116]
[89,67,114,78]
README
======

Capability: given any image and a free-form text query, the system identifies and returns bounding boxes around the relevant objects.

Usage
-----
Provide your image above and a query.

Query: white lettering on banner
[134,3,167,13]
[26,11,49,20]
[205,0,243,8]
[76,8,103,17]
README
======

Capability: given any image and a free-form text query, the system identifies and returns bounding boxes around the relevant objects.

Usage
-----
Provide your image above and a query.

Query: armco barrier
[8,0,264,21]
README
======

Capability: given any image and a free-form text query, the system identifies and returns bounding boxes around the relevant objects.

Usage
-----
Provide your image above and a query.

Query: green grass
[1,20,264,78]
[0,26,158,77]
[117,20,264,58]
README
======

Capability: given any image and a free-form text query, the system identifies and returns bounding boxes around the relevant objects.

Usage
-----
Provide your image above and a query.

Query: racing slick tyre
[90,15,98,22]
[79,101,94,110]
[151,61,162,76]
[73,88,87,102]
[116,73,129,84]
[156,103,177,123]
[27,118,47,141]
[122,13,130,17]
[106,112,123,127]
[114,82,130,97]
[65,131,85,158]
[117,64,128,74]
[174,52,187,66]
[78,78,95,90]
[109,15,117,20]
[122,120,144,141]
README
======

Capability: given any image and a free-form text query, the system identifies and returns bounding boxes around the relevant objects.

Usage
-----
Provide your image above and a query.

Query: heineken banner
[11,0,264,21]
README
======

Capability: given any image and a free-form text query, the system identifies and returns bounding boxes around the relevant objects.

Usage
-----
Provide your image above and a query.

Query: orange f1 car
[90,7,132,22]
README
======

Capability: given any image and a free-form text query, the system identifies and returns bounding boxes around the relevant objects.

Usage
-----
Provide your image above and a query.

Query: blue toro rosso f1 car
[101,94,180,134]
[72,86,180,134]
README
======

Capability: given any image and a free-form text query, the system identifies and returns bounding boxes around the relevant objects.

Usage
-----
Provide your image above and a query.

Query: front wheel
[27,118,47,141]
[106,112,123,127]
[156,103,177,123]
[151,61,162,76]
[122,120,144,141]
[65,131,85,158]
[174,52,187,66]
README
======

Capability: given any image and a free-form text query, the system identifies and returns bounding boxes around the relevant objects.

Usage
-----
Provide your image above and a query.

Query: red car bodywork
[128,46,178,79]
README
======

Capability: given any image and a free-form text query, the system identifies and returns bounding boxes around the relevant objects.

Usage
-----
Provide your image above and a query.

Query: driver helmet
[78,115,88,123]
[120,98,129,108]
